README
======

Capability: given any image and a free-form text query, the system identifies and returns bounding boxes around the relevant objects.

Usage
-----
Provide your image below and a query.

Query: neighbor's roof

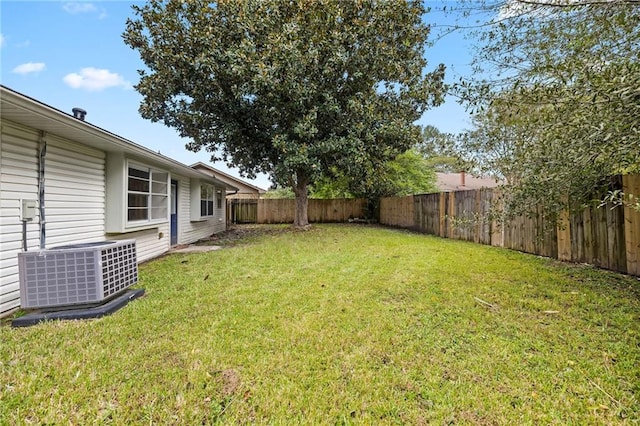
[436,172,502,192]
[191,162,266,193]
[0,85,237,191]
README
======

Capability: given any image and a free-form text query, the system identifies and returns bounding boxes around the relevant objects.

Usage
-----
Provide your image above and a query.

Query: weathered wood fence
[380,175,640,276]
[256,198,367,224]
[229,199,258,224]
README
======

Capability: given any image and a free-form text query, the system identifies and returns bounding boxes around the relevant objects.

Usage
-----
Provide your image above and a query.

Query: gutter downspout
[38,131,46,249]
[22,221,28,251]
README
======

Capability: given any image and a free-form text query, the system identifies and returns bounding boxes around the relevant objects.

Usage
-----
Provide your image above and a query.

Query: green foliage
[449,1,640,217]
[262,186,295,199]
[456,98,533,184]
[309,173,354,199]
[379,149,438,197]
[311,149,438,199]
[123,0,446,225]
[418,125,470,173]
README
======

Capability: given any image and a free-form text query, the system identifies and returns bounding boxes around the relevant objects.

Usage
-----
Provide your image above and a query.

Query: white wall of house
[45,133,106,247]
[107,175,227,260]
[108,225,170,262]
[176,175,226,245]
[0,121,41,314]
[0,117,228,317]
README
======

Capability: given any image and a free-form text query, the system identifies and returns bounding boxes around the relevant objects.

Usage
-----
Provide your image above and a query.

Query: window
[216,189,223,209]
[127,164,168,223]
[200,185,215,217]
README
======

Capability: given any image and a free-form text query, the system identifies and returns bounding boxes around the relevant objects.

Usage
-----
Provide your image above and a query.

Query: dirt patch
[196,224,297,247]
[220,369,241,397]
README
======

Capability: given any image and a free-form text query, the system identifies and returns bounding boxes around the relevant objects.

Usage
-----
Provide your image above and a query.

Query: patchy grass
[196,224,294,247]
[1,224,639,424]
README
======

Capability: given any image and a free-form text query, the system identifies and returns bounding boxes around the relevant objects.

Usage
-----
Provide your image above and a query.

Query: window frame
[200,184,215,217]
[216,189,223,209]
[126,161,169,226]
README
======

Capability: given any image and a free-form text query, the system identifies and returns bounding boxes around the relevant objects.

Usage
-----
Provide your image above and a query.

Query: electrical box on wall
[21,199,37,221]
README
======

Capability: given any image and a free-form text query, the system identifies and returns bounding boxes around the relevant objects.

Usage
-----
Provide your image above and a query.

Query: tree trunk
[292,171,309,227]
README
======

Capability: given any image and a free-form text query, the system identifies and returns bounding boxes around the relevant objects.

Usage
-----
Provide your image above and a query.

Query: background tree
[448,0,640,217]
[455,93,542,186]
[418,125,469,173]
[309,173,353,200]
[124,0,445,226]
[262,186,295,200]
[311,149,438,200]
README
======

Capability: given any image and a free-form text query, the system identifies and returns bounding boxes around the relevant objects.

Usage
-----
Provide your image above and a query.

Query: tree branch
[516,0,640,7]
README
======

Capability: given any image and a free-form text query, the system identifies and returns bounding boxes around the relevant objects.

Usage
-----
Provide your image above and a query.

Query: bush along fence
[379,174,640,277]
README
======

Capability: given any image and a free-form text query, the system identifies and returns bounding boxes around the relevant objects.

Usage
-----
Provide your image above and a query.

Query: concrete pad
[12,288,145,327]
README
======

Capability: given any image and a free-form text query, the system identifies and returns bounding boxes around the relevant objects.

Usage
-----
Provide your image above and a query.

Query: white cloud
[62,2,107,19]
[62,2,97,14]
[0,33,5,48]
[63,67,131,91]
[12,62,46,75]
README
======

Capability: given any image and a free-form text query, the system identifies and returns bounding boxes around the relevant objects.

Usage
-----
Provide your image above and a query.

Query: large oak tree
[123,0,445,226]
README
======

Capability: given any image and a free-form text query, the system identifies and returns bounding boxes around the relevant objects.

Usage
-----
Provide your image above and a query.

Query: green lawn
[1,224,639,424]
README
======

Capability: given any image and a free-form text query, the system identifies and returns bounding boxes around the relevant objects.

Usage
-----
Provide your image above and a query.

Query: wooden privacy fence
[256,198,367,224]
[229,199,258,224]
[380,174,640,276]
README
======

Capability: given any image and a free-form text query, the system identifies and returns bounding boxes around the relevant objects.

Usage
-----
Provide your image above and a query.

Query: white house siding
[0,107,228,317]
[44,134,105,248]
[175,176,226,245]
[211,185,227,234]
[0,121,41,314]
[108,223,170,263]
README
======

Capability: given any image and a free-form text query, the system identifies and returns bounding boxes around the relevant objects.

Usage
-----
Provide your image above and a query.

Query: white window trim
[126,161,170,227]
[200,184,215,218]
[216,189,224,210]
[190,179,223,222]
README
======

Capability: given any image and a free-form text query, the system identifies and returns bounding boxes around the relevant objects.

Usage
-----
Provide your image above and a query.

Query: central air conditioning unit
[18,240,138,310]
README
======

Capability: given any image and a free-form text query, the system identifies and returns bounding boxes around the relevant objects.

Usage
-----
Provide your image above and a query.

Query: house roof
[0,85,237,191]
[436,172,502,192]
[191,162,266,194]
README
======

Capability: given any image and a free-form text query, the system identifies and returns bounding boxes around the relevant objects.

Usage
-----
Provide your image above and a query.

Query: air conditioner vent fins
[18,240,138,309]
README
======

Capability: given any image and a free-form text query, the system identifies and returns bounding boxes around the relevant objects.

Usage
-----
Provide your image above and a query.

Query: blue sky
[1,1,475,190]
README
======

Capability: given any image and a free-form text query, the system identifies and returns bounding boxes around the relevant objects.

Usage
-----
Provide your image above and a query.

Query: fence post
[257,199,264,224]
[448,192,456,239]
[557,208,572,261]
[474,189,481,244]
[623,175,640,275]
[489,189,503,247]
[438,193,446,237]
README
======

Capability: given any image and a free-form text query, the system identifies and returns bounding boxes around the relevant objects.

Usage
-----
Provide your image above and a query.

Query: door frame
[170,180,178,246]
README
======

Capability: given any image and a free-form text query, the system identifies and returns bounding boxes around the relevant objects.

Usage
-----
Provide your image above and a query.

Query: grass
[1,224,639,424]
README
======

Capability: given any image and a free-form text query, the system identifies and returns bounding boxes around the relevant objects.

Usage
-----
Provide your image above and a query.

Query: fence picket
[254,198,367,224]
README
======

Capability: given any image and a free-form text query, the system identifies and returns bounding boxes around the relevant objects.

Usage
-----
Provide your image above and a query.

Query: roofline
[1,85,237,191]
[191,161,267,192]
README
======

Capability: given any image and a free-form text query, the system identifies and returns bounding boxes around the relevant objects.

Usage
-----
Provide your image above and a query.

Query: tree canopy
[418,125,469,174]
[449,0,640,217]
[311,149,438,200]
[123,0,445,226]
